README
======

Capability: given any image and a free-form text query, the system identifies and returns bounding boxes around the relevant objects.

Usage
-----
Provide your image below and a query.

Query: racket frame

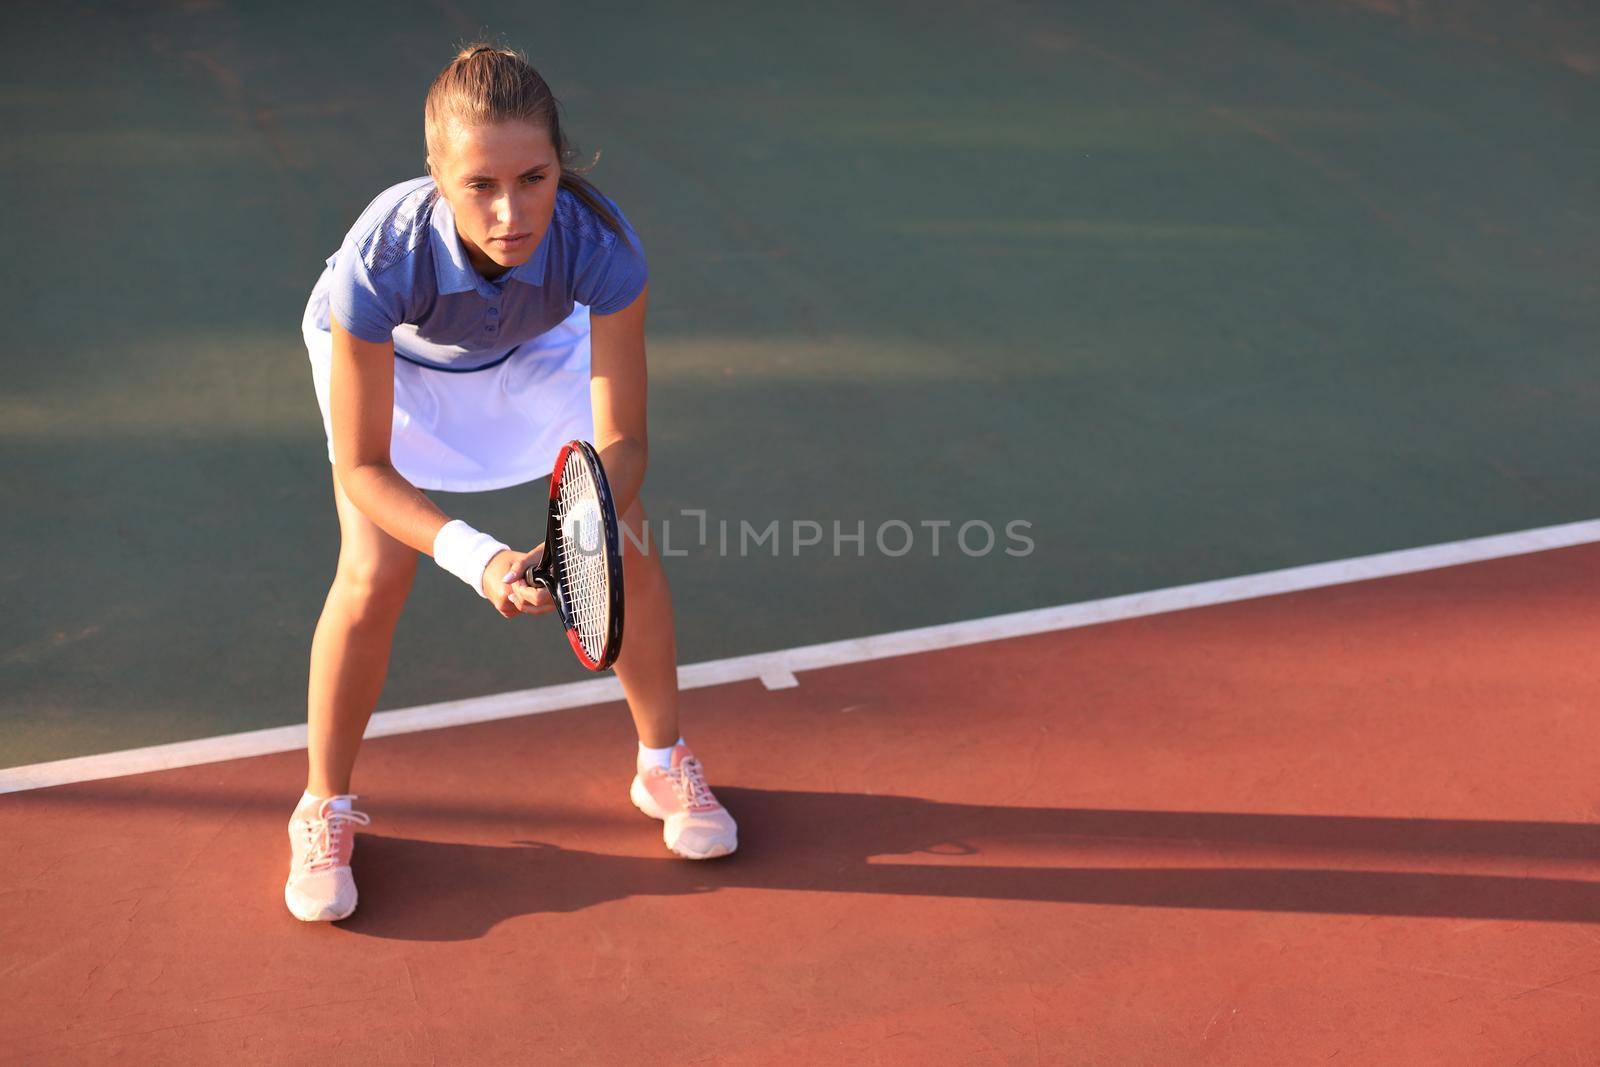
[524,440,626,671]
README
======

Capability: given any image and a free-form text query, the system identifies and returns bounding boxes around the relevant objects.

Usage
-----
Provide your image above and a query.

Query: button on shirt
[304,177,647,371]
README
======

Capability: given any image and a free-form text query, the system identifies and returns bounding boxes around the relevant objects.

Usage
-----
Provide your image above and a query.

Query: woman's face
[430,119,560,278]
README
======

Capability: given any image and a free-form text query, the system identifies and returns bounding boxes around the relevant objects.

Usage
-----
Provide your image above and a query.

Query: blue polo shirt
[303,176,647,371]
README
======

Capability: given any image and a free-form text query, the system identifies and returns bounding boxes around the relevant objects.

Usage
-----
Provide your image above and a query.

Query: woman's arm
[328,316,451,553]
[330,316,542,616]
[588,283,650,517]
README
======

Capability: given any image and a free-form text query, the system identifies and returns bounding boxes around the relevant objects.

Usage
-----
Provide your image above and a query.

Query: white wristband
[432,519,510,598]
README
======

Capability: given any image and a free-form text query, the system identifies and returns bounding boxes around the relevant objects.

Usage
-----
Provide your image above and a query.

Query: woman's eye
[524,174,545,184]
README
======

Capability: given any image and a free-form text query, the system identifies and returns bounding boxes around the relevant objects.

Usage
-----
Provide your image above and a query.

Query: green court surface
[3,1,1598,765]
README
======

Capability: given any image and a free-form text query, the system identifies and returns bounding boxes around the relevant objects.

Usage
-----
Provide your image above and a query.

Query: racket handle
[524,569,565,624]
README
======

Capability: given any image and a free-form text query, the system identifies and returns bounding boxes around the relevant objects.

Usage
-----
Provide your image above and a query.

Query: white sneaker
[629,743,738,860]
[284,794,370,922]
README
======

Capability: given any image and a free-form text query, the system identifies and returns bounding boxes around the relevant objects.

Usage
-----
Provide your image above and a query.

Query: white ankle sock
[299,791,353,815]
[638,738,684,772]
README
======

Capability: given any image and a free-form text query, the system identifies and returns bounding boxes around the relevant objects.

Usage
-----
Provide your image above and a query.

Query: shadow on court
[329,786,1600,942]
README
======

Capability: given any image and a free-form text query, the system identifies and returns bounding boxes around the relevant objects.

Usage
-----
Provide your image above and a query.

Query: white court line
[4,518,1597,795]
[759,668,800,690]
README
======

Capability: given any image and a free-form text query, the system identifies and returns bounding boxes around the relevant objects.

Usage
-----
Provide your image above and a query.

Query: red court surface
[5,543,1600,1064]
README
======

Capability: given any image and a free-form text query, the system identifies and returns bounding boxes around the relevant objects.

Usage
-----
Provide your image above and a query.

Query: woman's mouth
[490,232,531,247]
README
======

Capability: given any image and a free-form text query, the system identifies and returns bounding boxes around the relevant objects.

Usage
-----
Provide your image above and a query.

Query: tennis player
[288,44,737,923]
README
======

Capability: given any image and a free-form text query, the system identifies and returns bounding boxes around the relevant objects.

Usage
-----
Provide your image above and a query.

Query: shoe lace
[300,798,371,873]
[669,757,719,812]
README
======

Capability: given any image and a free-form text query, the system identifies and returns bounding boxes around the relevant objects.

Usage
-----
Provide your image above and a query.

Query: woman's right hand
[482,546,556,619]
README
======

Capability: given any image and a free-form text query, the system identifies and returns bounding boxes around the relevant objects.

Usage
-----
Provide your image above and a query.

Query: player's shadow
[340,787,1600,941]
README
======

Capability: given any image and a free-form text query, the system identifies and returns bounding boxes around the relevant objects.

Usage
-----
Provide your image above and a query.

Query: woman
[289,44,736,923]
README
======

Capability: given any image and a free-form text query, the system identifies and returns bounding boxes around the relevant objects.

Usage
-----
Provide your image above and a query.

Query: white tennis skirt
[304,303,595,493]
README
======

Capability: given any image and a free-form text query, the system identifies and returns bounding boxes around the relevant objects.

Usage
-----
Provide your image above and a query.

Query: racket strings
[554,453,612,661]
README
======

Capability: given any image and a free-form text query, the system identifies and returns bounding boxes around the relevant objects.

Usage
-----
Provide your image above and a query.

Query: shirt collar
[430,189,551,293]
[429,192,480,295]
[509,224,551,286]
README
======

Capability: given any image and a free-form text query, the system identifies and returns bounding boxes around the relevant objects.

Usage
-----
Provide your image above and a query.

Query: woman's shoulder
[338,176,441,280]
[551,182,648,314]
[549,182,638,252]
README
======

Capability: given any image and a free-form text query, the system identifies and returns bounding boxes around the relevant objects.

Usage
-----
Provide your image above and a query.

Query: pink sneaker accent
[284,794,371,922]
[629,743,738,860]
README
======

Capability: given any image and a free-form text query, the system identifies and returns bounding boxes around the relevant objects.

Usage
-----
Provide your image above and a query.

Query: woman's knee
[331,547,418,620]
[618,500,655,563]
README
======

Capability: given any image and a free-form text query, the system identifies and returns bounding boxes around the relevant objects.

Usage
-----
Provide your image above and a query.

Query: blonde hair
[425,43,622,234]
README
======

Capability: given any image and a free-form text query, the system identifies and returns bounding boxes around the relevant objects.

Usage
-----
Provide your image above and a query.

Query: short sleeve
[575,209,649,316]
[327,240,405,343]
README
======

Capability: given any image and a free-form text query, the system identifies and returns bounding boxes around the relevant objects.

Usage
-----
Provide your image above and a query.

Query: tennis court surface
[7,535,1600,1063]
[5,0,1600,1061]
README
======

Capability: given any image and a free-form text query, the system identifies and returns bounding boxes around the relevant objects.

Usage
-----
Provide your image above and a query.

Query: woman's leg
[305,469,419,797]
[612,497,681,748]
[616,497,738,858]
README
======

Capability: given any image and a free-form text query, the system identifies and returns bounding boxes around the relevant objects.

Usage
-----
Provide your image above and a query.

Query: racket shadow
[339,787,1600,942]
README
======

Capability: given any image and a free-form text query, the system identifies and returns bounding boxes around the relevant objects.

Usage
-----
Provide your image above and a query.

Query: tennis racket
[523,440,625,671]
